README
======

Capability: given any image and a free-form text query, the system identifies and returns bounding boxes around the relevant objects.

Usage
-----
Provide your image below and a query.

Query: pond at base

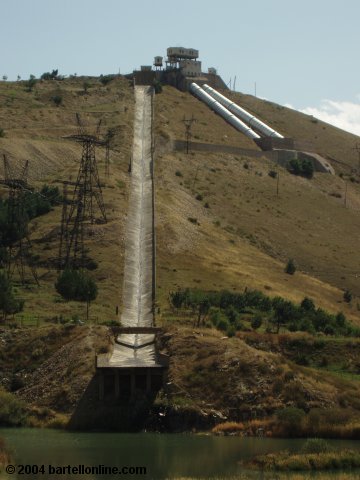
[1,429,360,480]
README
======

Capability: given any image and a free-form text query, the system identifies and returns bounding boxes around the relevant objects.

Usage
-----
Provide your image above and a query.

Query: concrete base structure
[97,366,166,400]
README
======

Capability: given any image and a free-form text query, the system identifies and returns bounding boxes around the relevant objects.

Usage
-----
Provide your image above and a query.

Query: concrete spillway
[108,85,159,368]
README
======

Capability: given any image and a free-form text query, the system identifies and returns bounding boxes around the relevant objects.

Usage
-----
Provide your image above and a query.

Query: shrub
[0,389,28,426]
[301,297,315,312]
[301,159,314,178]
[51,95,62,106]
[0,272,24,319]
[212,422,245,434]
[175,170,183,177]
[83,81,90,93]
[285,258,296,275]
[40,184,61,205]
[99,74,115,86]
[288,158,314,178]
[0,128,4,138]
[25,74,37,92]
[153,80,162,94]
[251,315,262,330]
[217,317,230,332]
[204,202,210,208]
[41,69,59,80]
[226,325,236,337]
[268,170,277,178]
[55,269,97,303]
[195,193,203,201]
[343,289,352,303]
[276,407,305,427]
[336,312,346,327]
[187,217,198,224]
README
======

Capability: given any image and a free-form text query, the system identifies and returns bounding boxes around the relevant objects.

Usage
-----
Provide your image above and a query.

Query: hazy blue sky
[1,0,359,134]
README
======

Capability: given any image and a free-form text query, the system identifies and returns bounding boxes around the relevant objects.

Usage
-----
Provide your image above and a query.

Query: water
[1,429,360,480]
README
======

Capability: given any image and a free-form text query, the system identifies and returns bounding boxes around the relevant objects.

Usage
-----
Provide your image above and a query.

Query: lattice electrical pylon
[0,155,39,285]
[59,114,108,270]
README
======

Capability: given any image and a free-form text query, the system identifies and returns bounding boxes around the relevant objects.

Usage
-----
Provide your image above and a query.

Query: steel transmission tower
[0,155,39,284]
[59,115,108,270]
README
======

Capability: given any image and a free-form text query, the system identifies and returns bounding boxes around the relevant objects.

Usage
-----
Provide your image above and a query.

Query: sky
[1,0,359,135]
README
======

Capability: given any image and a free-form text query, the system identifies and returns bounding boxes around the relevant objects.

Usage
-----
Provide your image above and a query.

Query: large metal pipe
[203,84,284,138]
[190,83,260,140]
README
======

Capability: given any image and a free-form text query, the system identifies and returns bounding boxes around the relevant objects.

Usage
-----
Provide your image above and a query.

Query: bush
[276,407,305,427]
[251,315,262,330]
[55,269,97,303]
[268,170,278,178]
[288,158,314,179]
[285,258,296,275]
[41,69,59,80]
[175,170,183,177]
[51,95,62,106]
[343,290,352,303]
[153,80,162,94]
[40,184,61,205]
[301,297,315,312]
[195,193,203,201]
[25,74,37,92]
[0,128,4,138]
[99,74,115,86]
[301,438,332,454]
[0,272,24,319]
[0,389,28,426]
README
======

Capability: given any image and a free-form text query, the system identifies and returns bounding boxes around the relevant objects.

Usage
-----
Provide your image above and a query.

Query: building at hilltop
[132,46,227,91]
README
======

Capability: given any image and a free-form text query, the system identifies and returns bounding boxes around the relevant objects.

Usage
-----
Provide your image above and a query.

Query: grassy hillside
[154,86,360,323]
[0,76,134,321]
[0,77,360,430]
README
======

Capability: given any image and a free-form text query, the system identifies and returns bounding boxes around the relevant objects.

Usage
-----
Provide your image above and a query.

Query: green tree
[343,289,352,303]
[302,159,314,178]
[285,258,296,275]
[251,315,262,330]
[51,95,62,106]
[271,297,298,333]
[25,74,37,92]
[0,272,24,319]
[301,297,315,312]
[55,269,98,320]
[83,81,91,94]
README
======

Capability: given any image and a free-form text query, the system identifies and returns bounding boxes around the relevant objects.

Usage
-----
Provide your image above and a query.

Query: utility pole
[354,142,360,172]
[182,115,196,154]
[344,180,348,207]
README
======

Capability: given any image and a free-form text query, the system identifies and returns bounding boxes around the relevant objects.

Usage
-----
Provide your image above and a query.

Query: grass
[0,76,133,321]
[155,85,360,324]
[0,437,11,466]
[211,407,360,440]
[167,477,360,480]
[0,389,28,426]
[246,449,360,471]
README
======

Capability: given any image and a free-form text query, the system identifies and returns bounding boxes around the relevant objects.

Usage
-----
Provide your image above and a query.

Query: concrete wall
[171,140,333,174]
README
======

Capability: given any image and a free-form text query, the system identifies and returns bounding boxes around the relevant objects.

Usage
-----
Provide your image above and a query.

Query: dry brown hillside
[0,76,134,321]
[0,78,359,324]
[154,86,360,323]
